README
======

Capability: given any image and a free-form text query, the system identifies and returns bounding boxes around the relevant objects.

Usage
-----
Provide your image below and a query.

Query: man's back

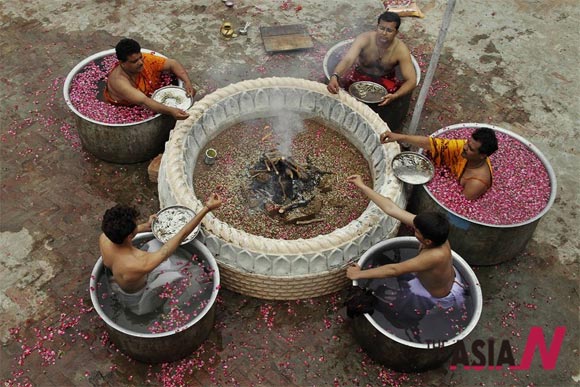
[415,241,455,298]
[99,234,150,293]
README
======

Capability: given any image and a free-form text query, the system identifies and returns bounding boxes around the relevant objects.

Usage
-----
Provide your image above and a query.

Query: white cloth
[407,266,465,309]
[109,239,185,316]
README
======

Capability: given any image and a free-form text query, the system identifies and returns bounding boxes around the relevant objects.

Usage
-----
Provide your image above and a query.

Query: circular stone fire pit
[158,77,405,299]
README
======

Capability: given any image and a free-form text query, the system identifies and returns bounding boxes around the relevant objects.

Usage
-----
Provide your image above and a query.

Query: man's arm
[141,97,190,120]
[327,34,367,94]
[347,175,415,227]
[163,58,196,98]
[140,194,222,273]
[347,249,438,280]
[114,78,189,120]
[378,44,417,106]
[462,180,488,201]
[135,215,156,233]
[380,131,430,150]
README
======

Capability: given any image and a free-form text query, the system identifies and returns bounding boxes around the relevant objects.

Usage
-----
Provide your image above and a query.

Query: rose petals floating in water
[68,55,173,124]
[426,127,551,225]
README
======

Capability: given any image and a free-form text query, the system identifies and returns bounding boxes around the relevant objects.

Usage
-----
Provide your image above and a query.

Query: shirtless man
[381,127,498,200]
[104,38,195,120]
[346,175,456,300]
[327,11,417,128]
[99,193,221,294]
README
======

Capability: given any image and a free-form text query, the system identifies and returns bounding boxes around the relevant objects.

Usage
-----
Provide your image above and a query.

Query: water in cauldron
[94,243,214,334]
[357,247,475,344]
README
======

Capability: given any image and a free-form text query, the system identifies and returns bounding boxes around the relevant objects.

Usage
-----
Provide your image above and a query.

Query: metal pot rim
[353,236,483,349]
[419,123,557,228]
[89,232,220,338]
[63,49,181,127]
[323,38,421,86]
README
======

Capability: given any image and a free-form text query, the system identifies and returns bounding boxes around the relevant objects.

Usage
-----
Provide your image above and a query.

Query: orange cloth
[104,53,167,105]
[428,137,492,183]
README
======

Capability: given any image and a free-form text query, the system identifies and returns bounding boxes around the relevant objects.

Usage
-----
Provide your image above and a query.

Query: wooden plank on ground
[260,24,313,53]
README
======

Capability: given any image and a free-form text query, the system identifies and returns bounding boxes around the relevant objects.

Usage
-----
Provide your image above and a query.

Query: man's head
[115,38,141,62]
[378,11,401,30]
[462,127,498,161]
[376,12,401,46]
[115,38,144,73]
[413,212,449,247]
[102,205,139,244]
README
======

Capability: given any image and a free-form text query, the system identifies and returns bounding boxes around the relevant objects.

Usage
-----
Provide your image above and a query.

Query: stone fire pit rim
[160,76,404,257]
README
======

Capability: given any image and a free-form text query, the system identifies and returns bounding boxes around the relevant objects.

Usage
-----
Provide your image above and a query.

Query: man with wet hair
[99,193,221,314]
[345,174,465,328]
[327,11,417,131]
[381,127,499,200]
[104,38,195,120]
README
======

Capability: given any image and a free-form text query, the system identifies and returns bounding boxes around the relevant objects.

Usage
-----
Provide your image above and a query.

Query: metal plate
[152,205,198,245]
[391,152,435,185]
[348,81,387,104]
[151,86,193,110]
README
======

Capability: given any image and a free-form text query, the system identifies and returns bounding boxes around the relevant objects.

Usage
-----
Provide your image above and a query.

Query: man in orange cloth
[327,11,417,131]
[104,38,195,120]
[381,127,498,200]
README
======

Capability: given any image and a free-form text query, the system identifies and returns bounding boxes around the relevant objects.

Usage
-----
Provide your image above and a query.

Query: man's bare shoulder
[394,38,412,57]
[108,67,130,87]
[417,243,452,263]
[354,31,375,45]
[100,234,147,261]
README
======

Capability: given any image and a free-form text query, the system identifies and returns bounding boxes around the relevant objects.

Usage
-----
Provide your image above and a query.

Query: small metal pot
[204,148,217,165]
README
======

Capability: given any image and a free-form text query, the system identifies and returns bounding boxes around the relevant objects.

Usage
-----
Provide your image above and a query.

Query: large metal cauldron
[323,39,421,132]
[89,233,219,363]
[412,123,557,266]
[352,237,482,372]
[63,49,177,164]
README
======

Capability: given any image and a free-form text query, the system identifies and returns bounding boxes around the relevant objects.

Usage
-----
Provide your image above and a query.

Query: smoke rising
[272,110,304,156]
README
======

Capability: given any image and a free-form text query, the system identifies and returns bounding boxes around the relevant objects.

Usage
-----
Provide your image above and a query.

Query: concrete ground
[1,0,578,386]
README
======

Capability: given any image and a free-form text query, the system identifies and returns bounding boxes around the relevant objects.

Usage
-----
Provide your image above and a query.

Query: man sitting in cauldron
[346,175,465,339]
[326,11,417,131]
[104,38,195,120]
[99,193,221,315]
[381,127,498,200]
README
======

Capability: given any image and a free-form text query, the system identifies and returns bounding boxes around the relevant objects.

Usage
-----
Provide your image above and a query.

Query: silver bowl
[152,205,198,245]
[348,81,387,104]
[152,86,193,110]
[391,151,435,185]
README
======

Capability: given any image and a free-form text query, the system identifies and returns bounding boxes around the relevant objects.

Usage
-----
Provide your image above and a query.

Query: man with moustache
[104,38,195,120]
[381,127,499,200]
[327,11,417,131]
